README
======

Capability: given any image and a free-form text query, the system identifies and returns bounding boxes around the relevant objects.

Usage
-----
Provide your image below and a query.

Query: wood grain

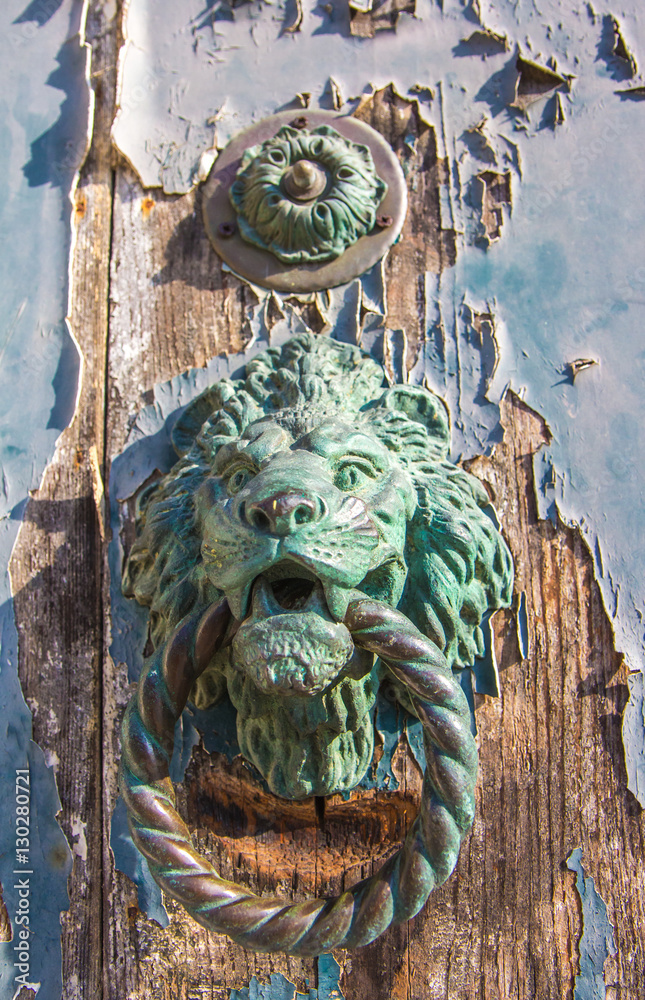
[6,7,645,999]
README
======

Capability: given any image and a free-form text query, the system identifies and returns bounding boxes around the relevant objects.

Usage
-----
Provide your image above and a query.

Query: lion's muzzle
[202,470,382,621]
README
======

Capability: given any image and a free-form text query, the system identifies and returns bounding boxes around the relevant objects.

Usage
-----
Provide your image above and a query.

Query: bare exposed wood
[105,172,250,452]
[349,0,416,39]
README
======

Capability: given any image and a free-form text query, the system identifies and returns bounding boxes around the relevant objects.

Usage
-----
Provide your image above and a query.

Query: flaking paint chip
[512,53,571,112]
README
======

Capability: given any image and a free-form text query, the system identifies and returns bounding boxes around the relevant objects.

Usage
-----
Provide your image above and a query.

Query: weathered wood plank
[8,3,118,997]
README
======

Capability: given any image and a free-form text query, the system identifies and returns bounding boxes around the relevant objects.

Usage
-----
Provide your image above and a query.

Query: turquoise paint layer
[566,848,616,1000]
[229,954,344,1000]
[315,953,344,998]
[229,973,300,1000]
[360,695,403,792]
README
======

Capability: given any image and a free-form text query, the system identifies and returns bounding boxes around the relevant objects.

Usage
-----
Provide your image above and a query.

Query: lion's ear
[171,385,230,457]
[379,385,450,449]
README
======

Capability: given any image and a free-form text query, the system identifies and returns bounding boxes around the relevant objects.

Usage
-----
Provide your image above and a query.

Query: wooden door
[5,2,645,998]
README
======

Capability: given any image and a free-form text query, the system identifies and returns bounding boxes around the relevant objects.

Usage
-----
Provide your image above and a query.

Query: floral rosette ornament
[229,124,388,264]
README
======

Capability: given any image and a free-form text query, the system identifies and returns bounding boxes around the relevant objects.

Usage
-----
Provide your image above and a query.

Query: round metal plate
[202,111,407,294]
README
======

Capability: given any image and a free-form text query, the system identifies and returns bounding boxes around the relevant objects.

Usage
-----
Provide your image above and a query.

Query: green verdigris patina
[229,124,387,264]
[123,334,512,799]
[119,333,513,952]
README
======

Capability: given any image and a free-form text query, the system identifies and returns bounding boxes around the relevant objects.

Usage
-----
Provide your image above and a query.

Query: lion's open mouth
[263,564,317,612]
[269,577,315,610]
[233,559,353,622]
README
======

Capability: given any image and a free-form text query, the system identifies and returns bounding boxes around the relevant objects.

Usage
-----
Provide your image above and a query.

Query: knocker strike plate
[202,111,407,292]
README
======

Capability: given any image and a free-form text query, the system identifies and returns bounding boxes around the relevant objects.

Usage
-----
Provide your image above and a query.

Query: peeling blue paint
[229,973,299,1000]
[316,280,362,345]
[566,848,616,1000]
[622,671,645,806]
[315,955,344,999]
[411,274,507,458]
[0,1,91,996]
[360,695,402,792]
[110,797,170,929]
[459,668,477,735]
[533,448,560,528]
[405,715,426,774]
[473,617,499,697]
[228,954,344,1000]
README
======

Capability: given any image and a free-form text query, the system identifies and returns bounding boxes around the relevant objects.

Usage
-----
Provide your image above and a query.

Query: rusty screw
[290,116,309,130]
[376,214,393,229]
[218,221,236,238]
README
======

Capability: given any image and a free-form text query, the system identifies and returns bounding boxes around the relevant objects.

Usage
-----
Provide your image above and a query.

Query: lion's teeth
[252,576,282,616]
[226,582,252,620]
[324,584,351,622]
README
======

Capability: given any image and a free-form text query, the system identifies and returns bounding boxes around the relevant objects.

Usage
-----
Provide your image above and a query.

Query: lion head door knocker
[201,110,407,291]
[119,334,513,954]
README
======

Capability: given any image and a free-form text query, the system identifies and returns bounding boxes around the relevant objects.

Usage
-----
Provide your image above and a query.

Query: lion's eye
[226,467,254,495]
[334,461,376,492]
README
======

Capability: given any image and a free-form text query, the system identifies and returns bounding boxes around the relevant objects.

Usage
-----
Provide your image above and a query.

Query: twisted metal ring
[119,595,478,954]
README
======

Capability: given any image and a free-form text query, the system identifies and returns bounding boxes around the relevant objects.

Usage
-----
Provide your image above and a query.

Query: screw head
[376,214,393,228]
[218,221,236,238]
[290,116,309,130]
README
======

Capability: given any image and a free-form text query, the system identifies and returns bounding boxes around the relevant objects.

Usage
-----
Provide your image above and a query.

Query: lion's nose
[245,492,324,535]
